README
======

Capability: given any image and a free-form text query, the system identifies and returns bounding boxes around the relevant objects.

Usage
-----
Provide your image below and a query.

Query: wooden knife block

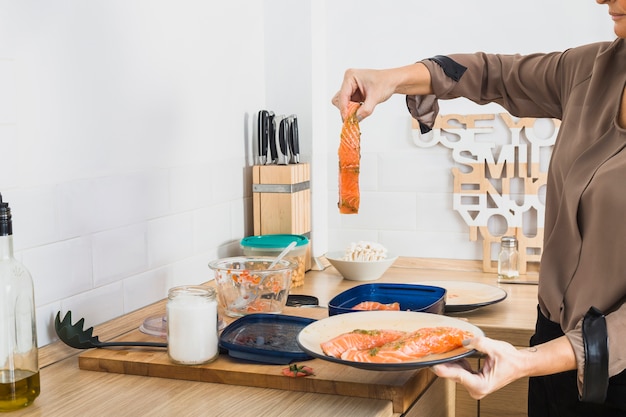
[252,163,311,271]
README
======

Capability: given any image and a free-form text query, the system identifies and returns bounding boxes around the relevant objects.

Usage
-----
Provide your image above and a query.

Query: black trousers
[528,306,626,417]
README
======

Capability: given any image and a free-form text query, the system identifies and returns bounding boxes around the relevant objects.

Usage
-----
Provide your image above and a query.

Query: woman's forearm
[520,336,577,377]
[390,62,434,96]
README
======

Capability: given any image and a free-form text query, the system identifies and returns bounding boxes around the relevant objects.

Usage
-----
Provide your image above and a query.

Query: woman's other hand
[331,63,433,121]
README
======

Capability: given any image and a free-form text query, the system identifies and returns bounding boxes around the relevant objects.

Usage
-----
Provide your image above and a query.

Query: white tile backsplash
[416,192,468,233]
[57,172,170,239]
[330,190,417,231]
[169,164,214,212]
[60,282,125,331]
[231,197,252,240]
[0,125,18,189]
[36,302,61,347]
[327,229,382,253]
[379,147,454,193]
[147,212,194,269]
[22,237,93,306]
[193,203,232,253]
[123,267,171,314]
[381,230,482,260]
[0,59,16,123]
[2,186,60,251]
[92,223,148,287]
[210,157,248,202]
[168,252,216,289]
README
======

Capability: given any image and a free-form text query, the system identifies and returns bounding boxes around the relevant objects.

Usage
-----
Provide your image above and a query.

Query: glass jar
[0,193,40,411]
[166,285,219,365]
[498,235,520,282]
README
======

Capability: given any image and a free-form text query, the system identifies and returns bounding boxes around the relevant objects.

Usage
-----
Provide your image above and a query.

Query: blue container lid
[240,234,309,249]
[219,313,315,364]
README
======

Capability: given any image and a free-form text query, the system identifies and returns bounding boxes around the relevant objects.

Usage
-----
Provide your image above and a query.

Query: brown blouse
[407,39,626,388]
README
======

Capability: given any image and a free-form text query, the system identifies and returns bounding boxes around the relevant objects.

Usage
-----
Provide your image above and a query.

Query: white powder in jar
[166,286,219,365]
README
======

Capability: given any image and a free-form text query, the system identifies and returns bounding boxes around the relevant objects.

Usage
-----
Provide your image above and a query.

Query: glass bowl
[208,256,295,318]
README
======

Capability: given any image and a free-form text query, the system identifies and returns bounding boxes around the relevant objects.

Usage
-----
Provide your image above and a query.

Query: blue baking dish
[219,313,315,364]
[328,283,446,316]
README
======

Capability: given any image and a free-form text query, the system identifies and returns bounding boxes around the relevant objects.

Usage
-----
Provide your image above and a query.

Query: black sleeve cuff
[426,55,467,82]
[581,306,609,404]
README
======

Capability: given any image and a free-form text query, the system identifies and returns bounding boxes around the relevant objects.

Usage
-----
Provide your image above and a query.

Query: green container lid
[240,234,309,249]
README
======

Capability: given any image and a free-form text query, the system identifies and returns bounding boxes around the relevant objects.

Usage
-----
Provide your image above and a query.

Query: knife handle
[257,110,269,165]
[276,115,289,165]
[267,112,277,164]
[289,115,300,164]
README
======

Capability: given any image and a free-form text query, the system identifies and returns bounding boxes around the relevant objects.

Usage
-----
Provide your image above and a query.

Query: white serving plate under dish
[413,280,508,313]
[297,311,483,371]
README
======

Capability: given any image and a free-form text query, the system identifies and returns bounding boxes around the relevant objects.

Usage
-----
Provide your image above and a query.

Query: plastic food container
[208,256,295,317]
[219,313,315,364]
[328,283,446,316]
[240,234,309,288]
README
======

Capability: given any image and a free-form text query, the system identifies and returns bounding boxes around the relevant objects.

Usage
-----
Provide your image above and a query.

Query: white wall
[321,0,614,259]
[1,1,266,346]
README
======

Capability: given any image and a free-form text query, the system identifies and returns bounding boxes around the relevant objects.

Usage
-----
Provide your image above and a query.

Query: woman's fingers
[431,336,523,400]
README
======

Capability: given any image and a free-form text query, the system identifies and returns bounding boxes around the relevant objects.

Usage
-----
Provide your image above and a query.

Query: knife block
[252,163,311,271]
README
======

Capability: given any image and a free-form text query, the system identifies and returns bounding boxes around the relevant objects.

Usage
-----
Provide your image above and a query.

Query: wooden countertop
[16,257,538,417]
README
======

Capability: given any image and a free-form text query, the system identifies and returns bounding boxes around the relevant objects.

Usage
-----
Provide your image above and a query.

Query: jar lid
[501,236,518,247]
[240,234,309,249]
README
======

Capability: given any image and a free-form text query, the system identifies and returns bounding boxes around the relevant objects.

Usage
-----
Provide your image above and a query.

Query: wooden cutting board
[78,308,435,413]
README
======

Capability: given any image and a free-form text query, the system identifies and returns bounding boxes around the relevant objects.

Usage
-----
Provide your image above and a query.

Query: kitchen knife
[257,110,269,165]
[267,111,277,164]
[276,115,289,165]
[288,115,300,164]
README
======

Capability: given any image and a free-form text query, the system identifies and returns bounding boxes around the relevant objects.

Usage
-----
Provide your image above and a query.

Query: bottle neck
[0,234,14,260]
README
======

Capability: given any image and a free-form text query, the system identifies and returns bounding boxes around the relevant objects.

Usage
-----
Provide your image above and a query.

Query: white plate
[297,311,483,371]
[413,280,507,312]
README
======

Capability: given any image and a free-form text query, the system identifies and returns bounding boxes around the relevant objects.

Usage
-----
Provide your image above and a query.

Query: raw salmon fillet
[352,301,401,311]
[338,102,361,214]
[340,327,473,363]
[320,329,405,358]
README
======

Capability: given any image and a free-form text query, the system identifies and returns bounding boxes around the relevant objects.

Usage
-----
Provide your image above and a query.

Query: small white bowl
[325,251,398,281]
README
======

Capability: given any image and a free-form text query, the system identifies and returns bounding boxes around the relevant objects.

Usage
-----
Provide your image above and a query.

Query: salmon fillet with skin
[351,301,401,311]
[340,327,473,363]
[320,329,406,358]
[338,102,361,214]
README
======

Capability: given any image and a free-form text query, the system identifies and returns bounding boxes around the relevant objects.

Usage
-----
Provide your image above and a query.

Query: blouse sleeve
[406,51,568,131]
[567,301,626,399]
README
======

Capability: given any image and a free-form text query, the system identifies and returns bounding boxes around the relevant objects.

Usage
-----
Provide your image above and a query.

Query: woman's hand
[431,335,577,399]
[331,63,433,121]
[431,336,524,399]
[331,68,396,121]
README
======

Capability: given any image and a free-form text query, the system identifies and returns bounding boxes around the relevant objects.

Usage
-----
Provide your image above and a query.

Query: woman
[332,1,626,415]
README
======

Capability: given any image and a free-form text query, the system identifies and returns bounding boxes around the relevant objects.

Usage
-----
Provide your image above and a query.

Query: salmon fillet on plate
[320,329,406,359]
[321,326,473,363]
